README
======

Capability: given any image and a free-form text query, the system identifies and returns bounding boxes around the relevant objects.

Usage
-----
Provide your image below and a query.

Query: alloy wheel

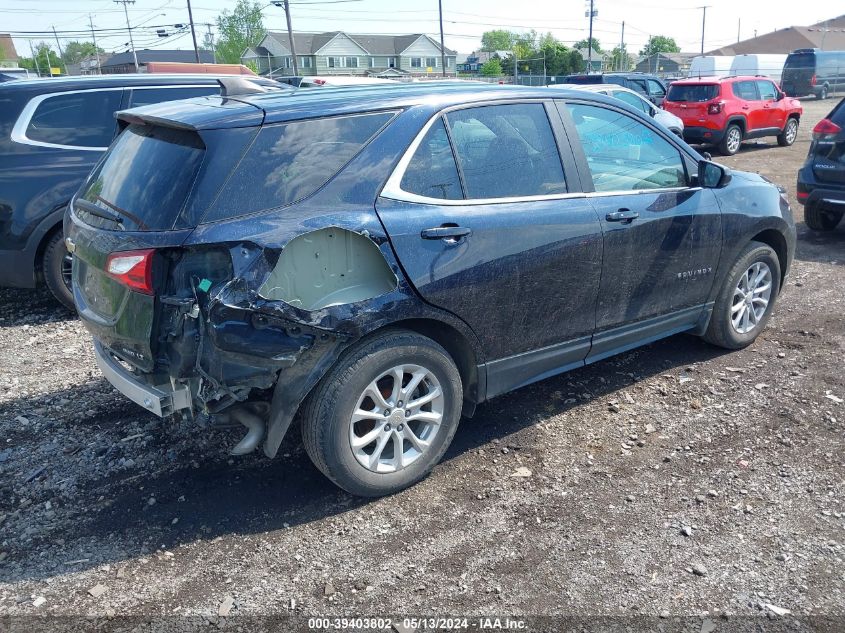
[726,127,741,154]
[61,251,73,290]
[731,261,772,334]
[785,120,798,144]
[349,364,444,474]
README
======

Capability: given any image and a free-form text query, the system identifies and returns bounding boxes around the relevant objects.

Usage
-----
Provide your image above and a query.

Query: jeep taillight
[106,249,155,295]
[707,101,723,115]
[812,118,842,141]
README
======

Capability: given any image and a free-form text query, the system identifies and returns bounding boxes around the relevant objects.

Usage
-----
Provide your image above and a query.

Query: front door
[755,79,786,130]
[377,102,603,388]
[558,100,722,360]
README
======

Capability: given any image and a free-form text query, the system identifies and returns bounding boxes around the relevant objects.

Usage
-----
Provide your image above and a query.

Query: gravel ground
[0,98,843,628]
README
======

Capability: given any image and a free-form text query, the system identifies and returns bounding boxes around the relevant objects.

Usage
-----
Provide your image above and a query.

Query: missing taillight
[106,249,155,295]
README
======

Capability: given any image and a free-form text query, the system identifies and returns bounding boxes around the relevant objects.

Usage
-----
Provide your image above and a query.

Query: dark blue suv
[66,83,796,496]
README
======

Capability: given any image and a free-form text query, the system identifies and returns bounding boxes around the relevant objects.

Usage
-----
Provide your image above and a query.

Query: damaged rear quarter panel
[175,107,484,457]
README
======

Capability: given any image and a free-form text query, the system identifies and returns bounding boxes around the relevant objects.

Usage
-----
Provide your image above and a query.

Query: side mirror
[698,160,732,188]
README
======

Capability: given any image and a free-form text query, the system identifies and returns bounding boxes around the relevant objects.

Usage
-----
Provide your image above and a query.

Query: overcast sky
[3,0,842,59]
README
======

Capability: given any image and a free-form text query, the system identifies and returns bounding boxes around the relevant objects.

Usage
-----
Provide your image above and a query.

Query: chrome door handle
[606,209,639,224]
[420,226,472,241]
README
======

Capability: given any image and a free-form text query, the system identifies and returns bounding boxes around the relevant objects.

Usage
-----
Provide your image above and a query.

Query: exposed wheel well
[750,229,789,286]
[380,318,481,413]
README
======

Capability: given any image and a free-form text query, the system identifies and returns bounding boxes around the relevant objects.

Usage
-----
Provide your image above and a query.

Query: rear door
[377,101,603,379]
[558,100,722,360]
[733,80,762,130]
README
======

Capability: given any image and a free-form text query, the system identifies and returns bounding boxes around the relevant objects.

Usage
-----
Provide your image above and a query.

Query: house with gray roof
[243,31,457,78]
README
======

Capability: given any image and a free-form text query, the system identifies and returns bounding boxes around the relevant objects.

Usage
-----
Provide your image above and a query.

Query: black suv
[0,74,280,309]
[67,83,795,497]
[561,72,668,105]
[797,97,845,231]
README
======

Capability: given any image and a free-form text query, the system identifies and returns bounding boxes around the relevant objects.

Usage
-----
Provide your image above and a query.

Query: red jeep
[664,76,803,155]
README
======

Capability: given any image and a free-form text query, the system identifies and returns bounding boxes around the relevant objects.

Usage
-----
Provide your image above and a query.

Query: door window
[732,81,759,100]
[128,86,219,108]
[400,118,462,200]
[629,79,649,96]
[755,80,777,101]
[445,103,567,199]
[25,89,122,148]
[647,79,666,98]
[613,90,651,115]
[565,103,687,192]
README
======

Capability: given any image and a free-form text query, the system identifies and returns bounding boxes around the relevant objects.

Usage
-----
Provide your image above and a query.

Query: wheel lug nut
[384,409,391,416]
[384,423,391,431]
[397,400,403,407]
[398,424,404,431]
[405,410,410,417]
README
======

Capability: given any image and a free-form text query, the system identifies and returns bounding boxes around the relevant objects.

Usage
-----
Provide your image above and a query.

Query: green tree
[215,0,266,64]
[480,29,515,52]
[574,38,602,53]
[608,45,633,71]
[639,35,680,56]
[19,43,63,75]
[480,58,502,76]
[568,49,585,73]
[62,41,104,64]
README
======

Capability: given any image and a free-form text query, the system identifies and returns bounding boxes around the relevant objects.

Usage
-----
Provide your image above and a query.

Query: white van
[729,54,787,82]
[688,55,734,78]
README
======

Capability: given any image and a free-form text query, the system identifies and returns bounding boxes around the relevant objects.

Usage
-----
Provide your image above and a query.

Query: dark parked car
[782,48,845,100]
[561,72,668,105]
[67,83,796,496]
[0,74,280,309]
[797,97,845,230]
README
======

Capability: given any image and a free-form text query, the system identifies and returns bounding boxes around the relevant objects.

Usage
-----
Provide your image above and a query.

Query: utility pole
[272,1,298,76]
[737,18,740,43]
[115,0,139,72]
[438,0,446,77]
[51,26,66,75]
[89,14,101,74]
[699,5,710,55]
[186,0,200,64]
[29,40,41,77]
[206,23,216,63]
[619,21,625,71]
[586,0,596,74]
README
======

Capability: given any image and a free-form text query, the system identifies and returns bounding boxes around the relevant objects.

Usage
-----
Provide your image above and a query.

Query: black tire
[817,85,828,100]
[805,205,843,231]
[702,241,781,350]
[42,231,75,311]
[718,123,742,155]
[301,329,463,497]
[777,117,799,146]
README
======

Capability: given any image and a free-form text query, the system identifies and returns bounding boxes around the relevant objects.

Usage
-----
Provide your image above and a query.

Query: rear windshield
[667,84,719,102]
[784,53,814,70]
[203,111,394,223]
[78,124,204,231]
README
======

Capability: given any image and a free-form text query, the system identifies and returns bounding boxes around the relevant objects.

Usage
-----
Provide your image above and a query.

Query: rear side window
[445,103,566,199]
[205,112,393,222]
[732,81,759,100]
[128,86,219,108]
[666,84,719,102]
[401,118,462,200]
[25,89,122,147]
[829,100,845,126]
[613,91,651,114]
[78,124,204,231]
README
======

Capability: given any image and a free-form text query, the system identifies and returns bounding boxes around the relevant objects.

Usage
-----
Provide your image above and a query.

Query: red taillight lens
[812,118,842,141]
[105,249,155,295]
[707,101,723,115]
[797,191,809,201]
[810,74,817,86]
